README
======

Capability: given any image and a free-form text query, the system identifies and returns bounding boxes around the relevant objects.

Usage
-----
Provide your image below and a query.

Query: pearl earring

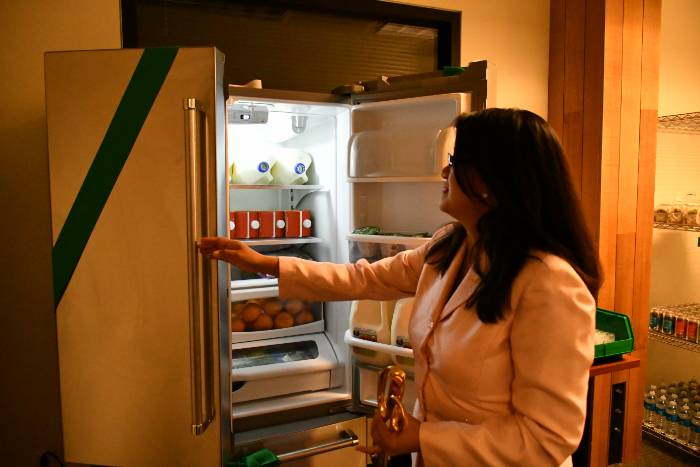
[481,193,489,199]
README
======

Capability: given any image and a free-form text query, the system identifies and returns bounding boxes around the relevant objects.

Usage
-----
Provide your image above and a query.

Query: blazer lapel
[439,265,480,322]
[417,242,469,339]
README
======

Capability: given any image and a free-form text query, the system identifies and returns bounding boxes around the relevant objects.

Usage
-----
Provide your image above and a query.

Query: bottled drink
[649,308,661,331]
[690,412,700,450]
[676,313,688,338]
[655,395,668,431]
[662,312,676,334]
[644,391,657,427]
[665,400,679,439]
[678,404,692,444]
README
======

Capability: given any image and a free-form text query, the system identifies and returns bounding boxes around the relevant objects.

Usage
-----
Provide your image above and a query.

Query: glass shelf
[653,222,700,232]
[642,426,700,460]
[649,330,700,353]
[230,184,325,191]
[241,237,322,247]
[348,176,443,183]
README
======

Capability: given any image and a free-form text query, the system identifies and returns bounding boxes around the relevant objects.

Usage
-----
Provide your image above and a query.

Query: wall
[0,1,121,464]
[391,0,551,117]
[657,0,700,116]
[646,0,700,387]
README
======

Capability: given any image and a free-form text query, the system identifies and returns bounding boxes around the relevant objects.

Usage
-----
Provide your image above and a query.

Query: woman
[199,108,602,466]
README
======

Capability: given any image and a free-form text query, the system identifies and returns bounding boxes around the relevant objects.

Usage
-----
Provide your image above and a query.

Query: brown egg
[251,313,274,331]
[294,309,314,325]
[274,312,294,329]
[241,303,263,323]
[230,318,246,333]
[231,302,245,318]
[285,299,305,314]
[262,299,283,316]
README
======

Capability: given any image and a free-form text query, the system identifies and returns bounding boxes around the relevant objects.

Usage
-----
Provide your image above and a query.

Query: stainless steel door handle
[276,429,359,463]
[184,97,215,436]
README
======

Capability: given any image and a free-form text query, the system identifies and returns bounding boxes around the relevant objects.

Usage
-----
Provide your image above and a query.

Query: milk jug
[270,148,313,185]
[391,297,415,368]
[349,300,396,366]
[229,155,275,185]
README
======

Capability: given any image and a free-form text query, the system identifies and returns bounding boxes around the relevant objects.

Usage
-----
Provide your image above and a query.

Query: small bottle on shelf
[649,307,661,331]
[675,312,688,339]
[655,395,668,431]
[690,412,700,450]
[665,400,680,439]
[662,312,676,335]
[678,404,692,444]
[644,390,657,427]
[688,315,699,343]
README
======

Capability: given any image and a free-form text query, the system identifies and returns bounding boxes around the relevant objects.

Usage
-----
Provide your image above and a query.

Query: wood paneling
[590,373,613,467]
[562,0,586,196]
[548,0,660,465]
[598,0,624,310]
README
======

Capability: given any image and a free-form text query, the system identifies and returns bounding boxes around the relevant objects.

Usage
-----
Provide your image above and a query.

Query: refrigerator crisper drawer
[232,333,340,403]
[230,286,325,344]
[234,412,367,467]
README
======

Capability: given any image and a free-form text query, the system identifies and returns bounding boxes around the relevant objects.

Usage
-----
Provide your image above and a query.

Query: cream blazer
[278,234,595,467]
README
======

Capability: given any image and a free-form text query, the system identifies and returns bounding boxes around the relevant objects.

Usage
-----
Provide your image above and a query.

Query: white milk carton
[349,300,396,366]
[270,148,313,185]
[391,297,415,369]
[229,155,275,185]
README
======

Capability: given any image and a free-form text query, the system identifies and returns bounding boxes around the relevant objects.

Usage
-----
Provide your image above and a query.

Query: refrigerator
[44,47,492,466]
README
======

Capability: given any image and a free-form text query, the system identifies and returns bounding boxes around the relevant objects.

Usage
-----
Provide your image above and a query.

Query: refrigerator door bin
[347,233,429,263]
[232,333,340,403]
[351,181,452,237]
[349,93,467,180]
[348,128,443,179]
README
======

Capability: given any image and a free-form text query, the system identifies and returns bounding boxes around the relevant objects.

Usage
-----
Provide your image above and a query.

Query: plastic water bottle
[665,400,679,439]
[678,404,692,444]
[644,390,657,427]
[655,395,668,431]
[690,412,700,450]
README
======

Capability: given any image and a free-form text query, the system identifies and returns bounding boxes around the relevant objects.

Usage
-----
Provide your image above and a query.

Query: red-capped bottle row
[229,210,312,239]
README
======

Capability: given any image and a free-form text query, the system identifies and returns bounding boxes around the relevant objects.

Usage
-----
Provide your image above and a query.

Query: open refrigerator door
[225,63,491,465]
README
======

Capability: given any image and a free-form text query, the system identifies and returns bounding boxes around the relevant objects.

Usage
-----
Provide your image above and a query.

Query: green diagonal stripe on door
[52,47,178,308]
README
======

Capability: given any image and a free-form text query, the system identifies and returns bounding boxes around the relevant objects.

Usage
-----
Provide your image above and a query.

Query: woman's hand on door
[197,237,279,277]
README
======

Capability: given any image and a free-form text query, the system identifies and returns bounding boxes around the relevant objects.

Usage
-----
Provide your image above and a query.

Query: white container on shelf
[349,300,396,366]
[270,148,313,185]
[229,155,275,185]
[391,297,415,369]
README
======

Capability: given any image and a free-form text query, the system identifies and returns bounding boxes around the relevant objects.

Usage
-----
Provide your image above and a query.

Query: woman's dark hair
[426,108,602,323]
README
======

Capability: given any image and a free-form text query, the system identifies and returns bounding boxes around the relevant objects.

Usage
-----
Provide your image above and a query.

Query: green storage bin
[594,308,634,359]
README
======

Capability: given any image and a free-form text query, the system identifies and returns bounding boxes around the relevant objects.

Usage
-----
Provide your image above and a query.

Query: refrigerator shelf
[344,329,414,359]
[347,233,430,247]
[231,277,278,290]
[348,176,443,183]
[231,285,279,302]
[230,184,326,191]
[242,237,322,246]
[232,321,325,344]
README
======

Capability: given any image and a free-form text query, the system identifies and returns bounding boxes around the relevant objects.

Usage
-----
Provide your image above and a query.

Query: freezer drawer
[234,412,368,466]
